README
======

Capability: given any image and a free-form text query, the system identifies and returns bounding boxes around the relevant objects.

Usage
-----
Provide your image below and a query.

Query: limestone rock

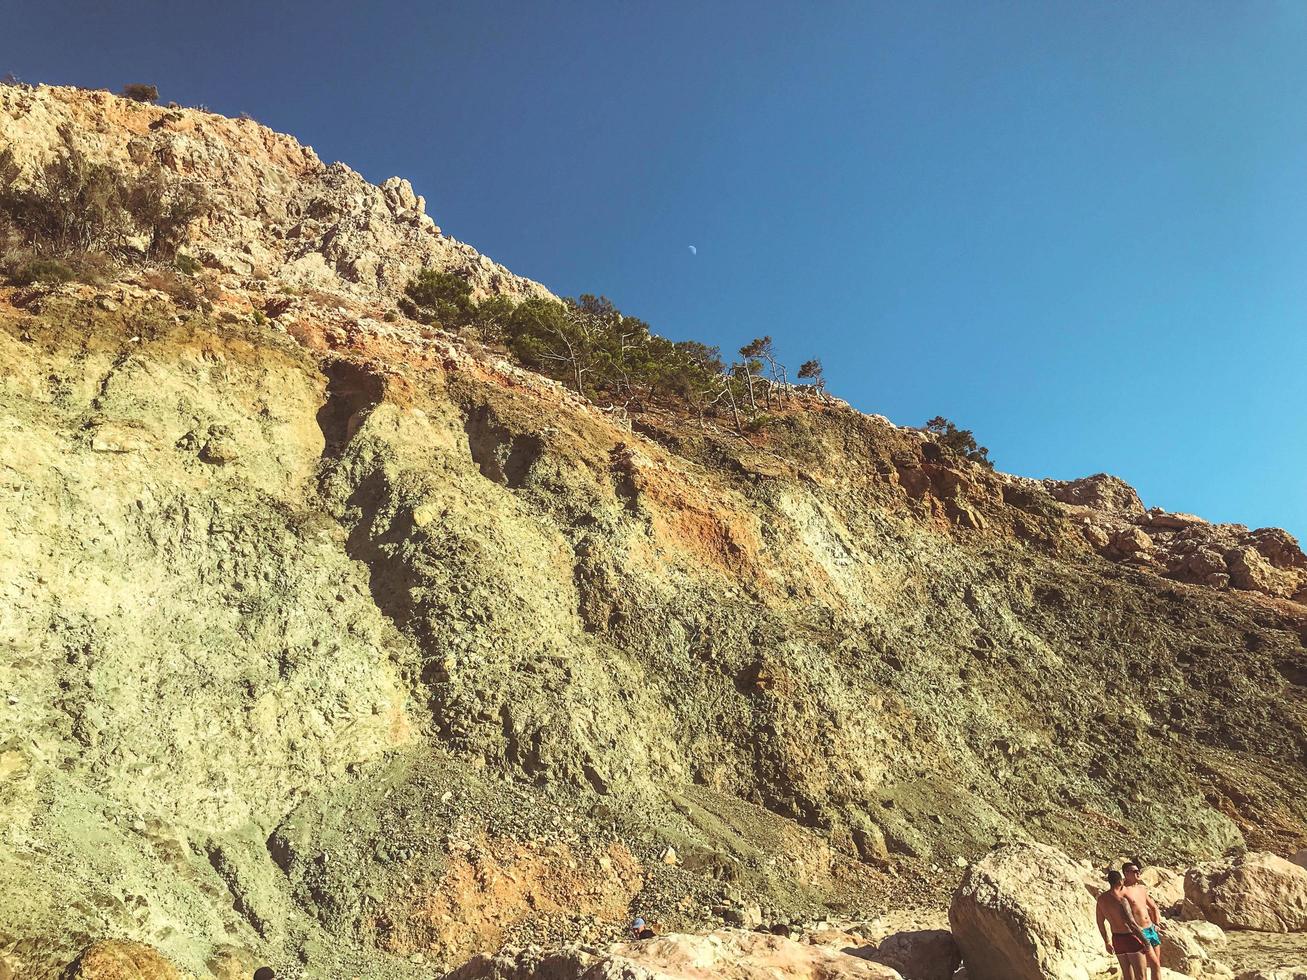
[1226,547,1299,599]
[0,85,550,306]
[948,842,1114,980]
[1185,852,1307,932]
[63,940,184,980]
[1113,526,1154,555]
[1143,867,1187,915]
[1292,850,1307,872]
[1043,474,1145,515]
[1159,920,1222,977]
[445,929,907,980]
[1186,920,1227,949]
[1233,972,1307,980]
[1144,508,1208,530]
[863,928,960,980]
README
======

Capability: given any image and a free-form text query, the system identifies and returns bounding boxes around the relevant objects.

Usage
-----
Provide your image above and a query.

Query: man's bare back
[1096,875,1148,980]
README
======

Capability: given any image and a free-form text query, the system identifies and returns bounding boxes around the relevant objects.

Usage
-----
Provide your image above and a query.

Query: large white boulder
[1161,921,1210,975]
[1185,853,1307,932]
[1158,920,1234,978]
[1187,920,1227,949]
[948,842,1115,980]
[1143,867,1187,915]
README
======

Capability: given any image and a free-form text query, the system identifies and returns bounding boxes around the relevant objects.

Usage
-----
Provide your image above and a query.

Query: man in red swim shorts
[1096,869,1149,979]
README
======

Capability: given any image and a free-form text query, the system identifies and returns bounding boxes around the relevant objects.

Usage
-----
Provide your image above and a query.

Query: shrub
[8,257,76,285]
[403,268,474,326]
[0,141,134,255]
[924,416,993,469]
[0,246,116,286]
[142,268,202,309]
[174,252,202,276]
[130,164,208,260]
[0,138,206,262]
[401,273,822,433]
[120,84,159,103]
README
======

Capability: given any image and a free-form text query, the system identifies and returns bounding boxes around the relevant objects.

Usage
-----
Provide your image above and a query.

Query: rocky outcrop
[0,84,553,305]
[1160,921,1233,978]
[948,843,1113,980]
[860,928,960,980]
[1185,854,1307,932]
[1227,547,1301,600]
[445,930,907,980]
[1143,867,1187,916]
[1050,474,1307,602]
[1044,474,1145,515]
[62,940,185,980]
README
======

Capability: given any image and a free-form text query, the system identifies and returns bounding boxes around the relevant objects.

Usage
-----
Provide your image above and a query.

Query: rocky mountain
[1,84,1304,979]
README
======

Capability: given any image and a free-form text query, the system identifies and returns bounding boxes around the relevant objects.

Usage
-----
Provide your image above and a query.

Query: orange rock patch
[367,839,643,965]
[63,940,183,980]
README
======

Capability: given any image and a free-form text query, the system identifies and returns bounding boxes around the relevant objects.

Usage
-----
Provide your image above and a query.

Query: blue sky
[5,1,1306,537]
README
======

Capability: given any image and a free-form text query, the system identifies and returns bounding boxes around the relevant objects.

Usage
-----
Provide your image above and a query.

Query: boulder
[1043,474,1145,516]
[1158,920,1232,978]
[1248,527,1307,570]
[1083,524,1112,550]
[1226,548,1299,599]
[1184,852,1307,932]
[1186,548,1228,579]
[1112,527,1154,555]
[1291,850,1307,872]
[948,842,1115,980]
[1160,920,1209,974]
[445,929,907,980]
[1143,867,1186,915]
[1186,920,1226,949]
[1233,972,1307,980]
[1145,509,1208,530]
[863,929,961,980]
[63,940,184,980]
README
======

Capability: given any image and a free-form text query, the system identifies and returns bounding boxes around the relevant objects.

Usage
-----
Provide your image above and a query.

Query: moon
[687,245,697,255]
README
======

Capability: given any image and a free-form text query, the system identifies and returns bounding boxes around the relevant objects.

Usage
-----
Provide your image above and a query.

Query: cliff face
[1,87,1305,979]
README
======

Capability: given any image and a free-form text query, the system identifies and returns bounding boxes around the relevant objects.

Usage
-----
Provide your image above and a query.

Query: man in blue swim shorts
[1123,860,1163,980]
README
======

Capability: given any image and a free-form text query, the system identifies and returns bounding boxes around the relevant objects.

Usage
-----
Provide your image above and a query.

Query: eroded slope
[2,286,1304,977]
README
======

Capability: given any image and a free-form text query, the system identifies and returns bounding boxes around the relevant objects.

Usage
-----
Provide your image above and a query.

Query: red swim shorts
[1113,932,1147,954]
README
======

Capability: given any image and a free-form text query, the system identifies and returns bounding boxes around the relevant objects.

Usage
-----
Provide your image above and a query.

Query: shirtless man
[1123,860,1164,980]
[1096,869,1150,980]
